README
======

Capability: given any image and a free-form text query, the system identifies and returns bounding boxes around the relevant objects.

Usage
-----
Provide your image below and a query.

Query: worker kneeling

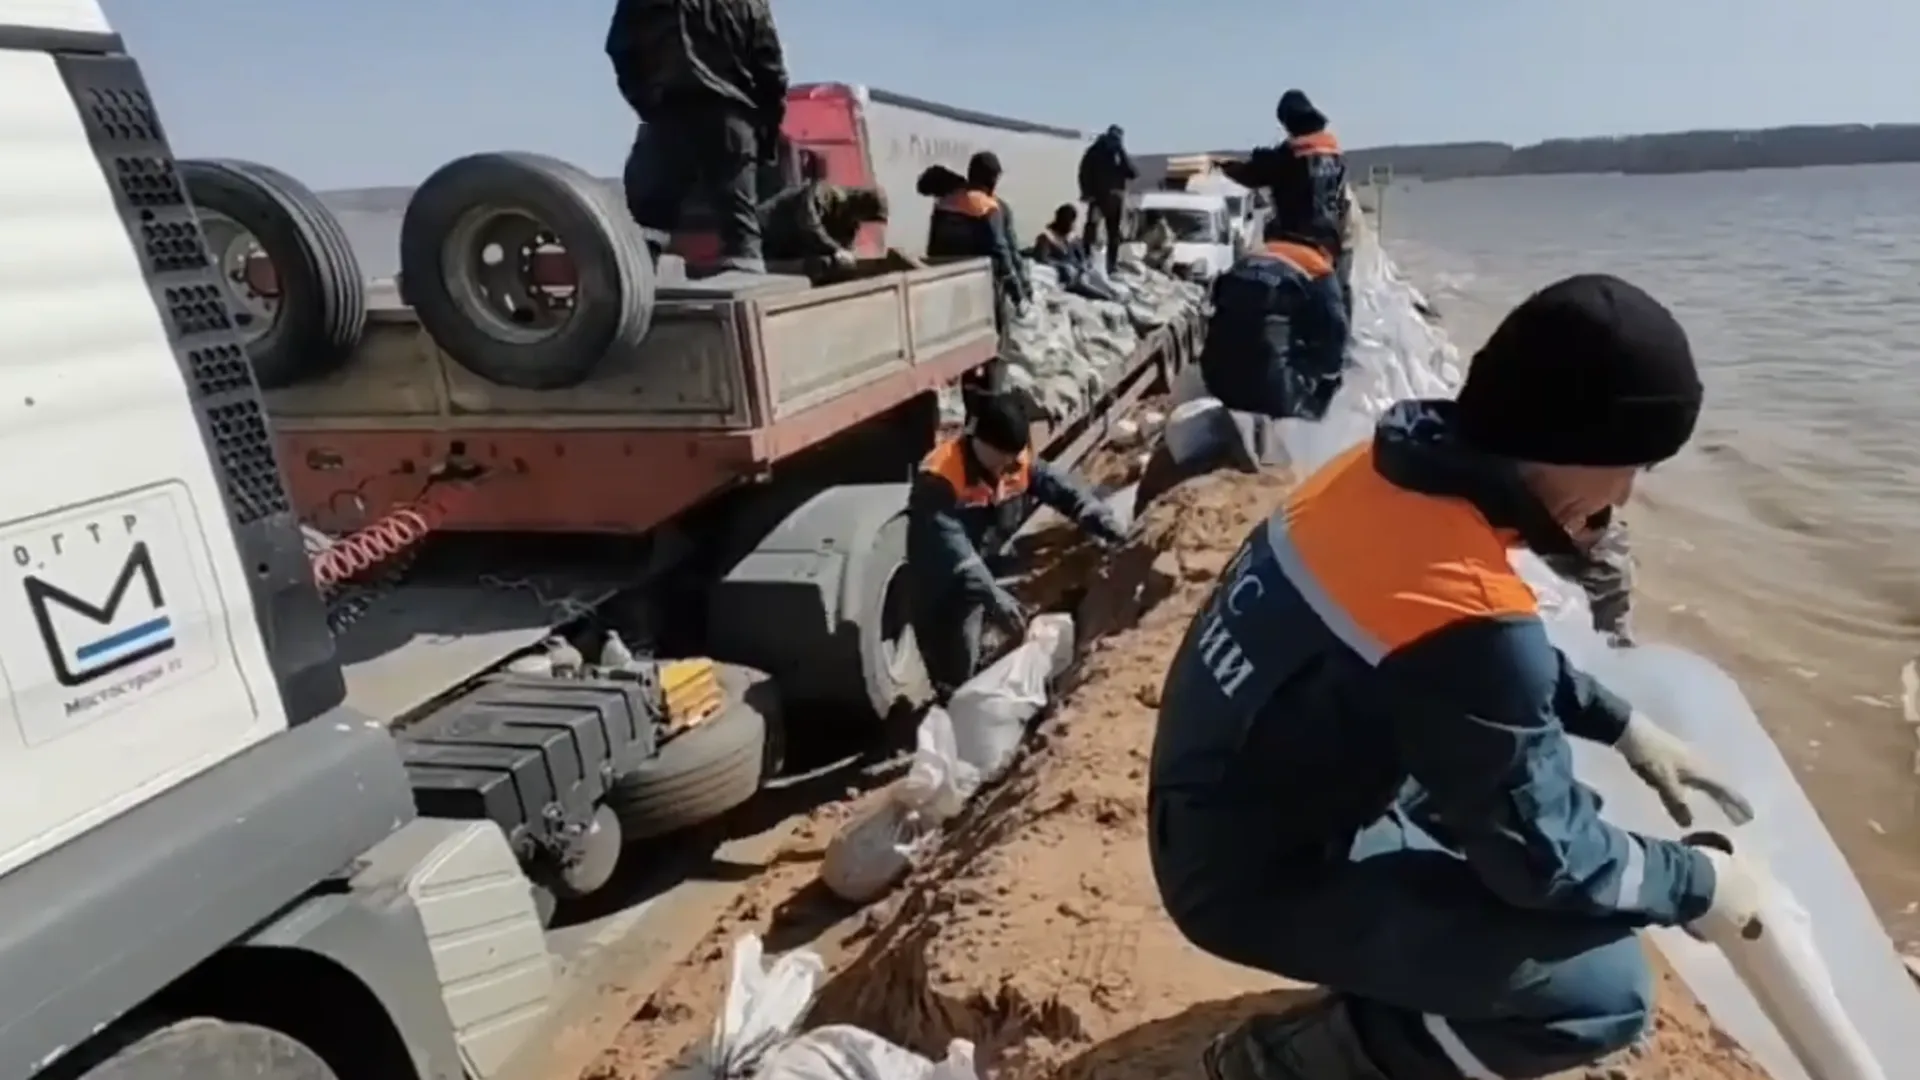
[1149,275,1769,1079]
[907,393,1125,696]
[1198,230,1349,420]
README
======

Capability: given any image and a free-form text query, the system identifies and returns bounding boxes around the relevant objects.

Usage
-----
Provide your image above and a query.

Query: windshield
[1133,208,1221,243]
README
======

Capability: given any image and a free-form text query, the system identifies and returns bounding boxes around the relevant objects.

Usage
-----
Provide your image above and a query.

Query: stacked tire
[399,153,657,389]
[181,159,366,388]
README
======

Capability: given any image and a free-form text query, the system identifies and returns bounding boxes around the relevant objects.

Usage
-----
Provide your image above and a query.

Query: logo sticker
[0,485,223,745]
[25,541,175,686]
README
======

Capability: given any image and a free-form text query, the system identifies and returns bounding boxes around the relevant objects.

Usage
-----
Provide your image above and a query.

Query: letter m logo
[24,542,175,687]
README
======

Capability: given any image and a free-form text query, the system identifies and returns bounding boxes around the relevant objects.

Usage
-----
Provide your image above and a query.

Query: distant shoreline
[317,122,1920,212]
[1136,122,1920,185]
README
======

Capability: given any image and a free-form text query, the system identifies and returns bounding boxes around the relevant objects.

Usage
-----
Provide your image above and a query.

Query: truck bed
[265,259,998,433]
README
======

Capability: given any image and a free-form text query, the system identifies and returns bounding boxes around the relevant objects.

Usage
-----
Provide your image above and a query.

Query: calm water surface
[1383,164,1920,942]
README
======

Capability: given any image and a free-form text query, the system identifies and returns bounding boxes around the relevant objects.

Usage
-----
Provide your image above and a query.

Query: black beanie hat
[1457,274,1702,467]
[968,391,1030,453]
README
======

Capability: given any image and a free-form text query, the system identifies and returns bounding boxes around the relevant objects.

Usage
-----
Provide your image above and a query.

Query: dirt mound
[585,468,1775,1080]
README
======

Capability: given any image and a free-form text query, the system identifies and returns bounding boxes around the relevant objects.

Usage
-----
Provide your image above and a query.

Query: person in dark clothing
[761,149,853,269]
[1077,125,1136,274]
[1542,511,1638,646]
[1222,90,1352,314]
[1198,234,1349,419]
[927,152,1030,312]
[906,393,1125,696]
[1149,274,1765,1080]
[761,148,888,280]
[608,0,788,273]
[927,153,1030,399]
[1032,204,1082,265]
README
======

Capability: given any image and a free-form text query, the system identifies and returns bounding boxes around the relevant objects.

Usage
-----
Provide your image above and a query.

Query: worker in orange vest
[906,393,1124,695]
[1197,230,1350,420]
[1223,90,1354,318]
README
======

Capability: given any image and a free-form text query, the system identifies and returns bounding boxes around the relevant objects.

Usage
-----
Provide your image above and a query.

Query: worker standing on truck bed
[607,0,788,273]
[1198,234,1349,420]
[1078,124,1137,275]
[1222,90,1353,315]
[907,393,1125,697]
[1148,274,1768,1080]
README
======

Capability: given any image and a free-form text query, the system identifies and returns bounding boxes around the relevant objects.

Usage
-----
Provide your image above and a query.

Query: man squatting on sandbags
[1150,274,1769,1080]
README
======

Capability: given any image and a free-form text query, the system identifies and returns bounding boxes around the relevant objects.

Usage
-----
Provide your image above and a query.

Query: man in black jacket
[1077,125,1136,274]
[608,0,788,273]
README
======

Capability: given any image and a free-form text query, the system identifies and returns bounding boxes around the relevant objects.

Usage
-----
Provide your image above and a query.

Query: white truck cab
[0,6,552,1079]
[1122,190,1236,282]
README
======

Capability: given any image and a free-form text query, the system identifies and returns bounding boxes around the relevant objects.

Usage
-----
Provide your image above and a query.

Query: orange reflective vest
[920,437,1031,506]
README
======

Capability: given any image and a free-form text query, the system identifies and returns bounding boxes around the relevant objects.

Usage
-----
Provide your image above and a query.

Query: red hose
[310,483,467,590]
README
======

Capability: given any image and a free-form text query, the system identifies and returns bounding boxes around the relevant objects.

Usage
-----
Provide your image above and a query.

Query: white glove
[829,248,857,269]
[1689,846,1770,946]
[1617,713,1754,828]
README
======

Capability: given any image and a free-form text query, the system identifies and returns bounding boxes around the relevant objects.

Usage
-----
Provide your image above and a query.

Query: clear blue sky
[103,0,1920,191]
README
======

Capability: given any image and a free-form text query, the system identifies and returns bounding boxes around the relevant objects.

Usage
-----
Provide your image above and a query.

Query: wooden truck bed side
[268,261,998,535]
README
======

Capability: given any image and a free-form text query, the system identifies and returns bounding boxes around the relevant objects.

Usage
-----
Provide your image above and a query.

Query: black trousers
[624,101,763,261]
[1080,190,1125,274]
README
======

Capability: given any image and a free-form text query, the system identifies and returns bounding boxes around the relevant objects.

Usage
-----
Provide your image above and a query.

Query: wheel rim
[440,205,579,344]
[199,210,278,344]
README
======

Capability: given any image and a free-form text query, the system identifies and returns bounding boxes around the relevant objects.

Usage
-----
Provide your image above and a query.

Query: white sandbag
[820,798,939,904]
[757,1025,978,1080]
[672,935,826,1080]
[898,707,978,821]
[946,614,1074,782]
[820,709,972,904]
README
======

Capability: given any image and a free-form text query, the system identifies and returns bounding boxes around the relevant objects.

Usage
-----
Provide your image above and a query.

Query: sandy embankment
[585,466,1775,1080]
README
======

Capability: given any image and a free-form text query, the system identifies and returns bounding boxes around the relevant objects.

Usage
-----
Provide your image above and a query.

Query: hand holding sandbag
[1689,842,1771,945]
[1617,712,1755,827]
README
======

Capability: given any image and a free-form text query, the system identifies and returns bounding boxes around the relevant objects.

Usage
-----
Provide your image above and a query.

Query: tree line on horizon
[1136,122,1920,183]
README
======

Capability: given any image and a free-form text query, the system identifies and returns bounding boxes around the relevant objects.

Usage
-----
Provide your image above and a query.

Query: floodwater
[1380,163,1920,946]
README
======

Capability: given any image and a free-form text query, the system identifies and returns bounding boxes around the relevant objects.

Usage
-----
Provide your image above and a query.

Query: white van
[1121,191,1236,281]
[1183,171,1259,252]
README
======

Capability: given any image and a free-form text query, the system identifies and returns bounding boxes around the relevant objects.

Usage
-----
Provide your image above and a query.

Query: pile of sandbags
[820,616,1075,906]
[1001,257,1203,421]
[939,256,1206,425]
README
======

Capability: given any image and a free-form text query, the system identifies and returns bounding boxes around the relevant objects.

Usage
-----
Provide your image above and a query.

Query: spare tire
[400,152,655,390]
[183,159,367,389]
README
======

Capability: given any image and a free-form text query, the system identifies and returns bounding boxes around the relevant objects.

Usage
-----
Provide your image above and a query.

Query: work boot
[1202,998,1392,1080]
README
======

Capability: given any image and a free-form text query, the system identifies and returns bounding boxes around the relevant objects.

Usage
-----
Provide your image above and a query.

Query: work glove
[828,248,858,270]
[987,589,1029,637]
[1617,713,1755,828]
[1688,843,1770,947]
[1086,510,1129,549]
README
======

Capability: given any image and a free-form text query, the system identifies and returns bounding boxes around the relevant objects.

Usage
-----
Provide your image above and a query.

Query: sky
[103,0,1920,191]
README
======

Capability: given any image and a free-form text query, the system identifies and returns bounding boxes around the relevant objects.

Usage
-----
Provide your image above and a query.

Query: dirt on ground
[585,467,1775,1080]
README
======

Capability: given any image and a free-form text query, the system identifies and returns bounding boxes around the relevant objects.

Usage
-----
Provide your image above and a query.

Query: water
[1379,163,1920,946]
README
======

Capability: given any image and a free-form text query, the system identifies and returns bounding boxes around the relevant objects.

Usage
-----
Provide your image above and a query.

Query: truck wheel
[851,514,934,720]
[74,1018,337,1080]
[605,665,778,840]
[182,159,367,389]
[400,152,655,389]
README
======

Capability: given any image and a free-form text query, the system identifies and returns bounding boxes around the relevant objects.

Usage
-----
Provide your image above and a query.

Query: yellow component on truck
[660,658,724,732]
